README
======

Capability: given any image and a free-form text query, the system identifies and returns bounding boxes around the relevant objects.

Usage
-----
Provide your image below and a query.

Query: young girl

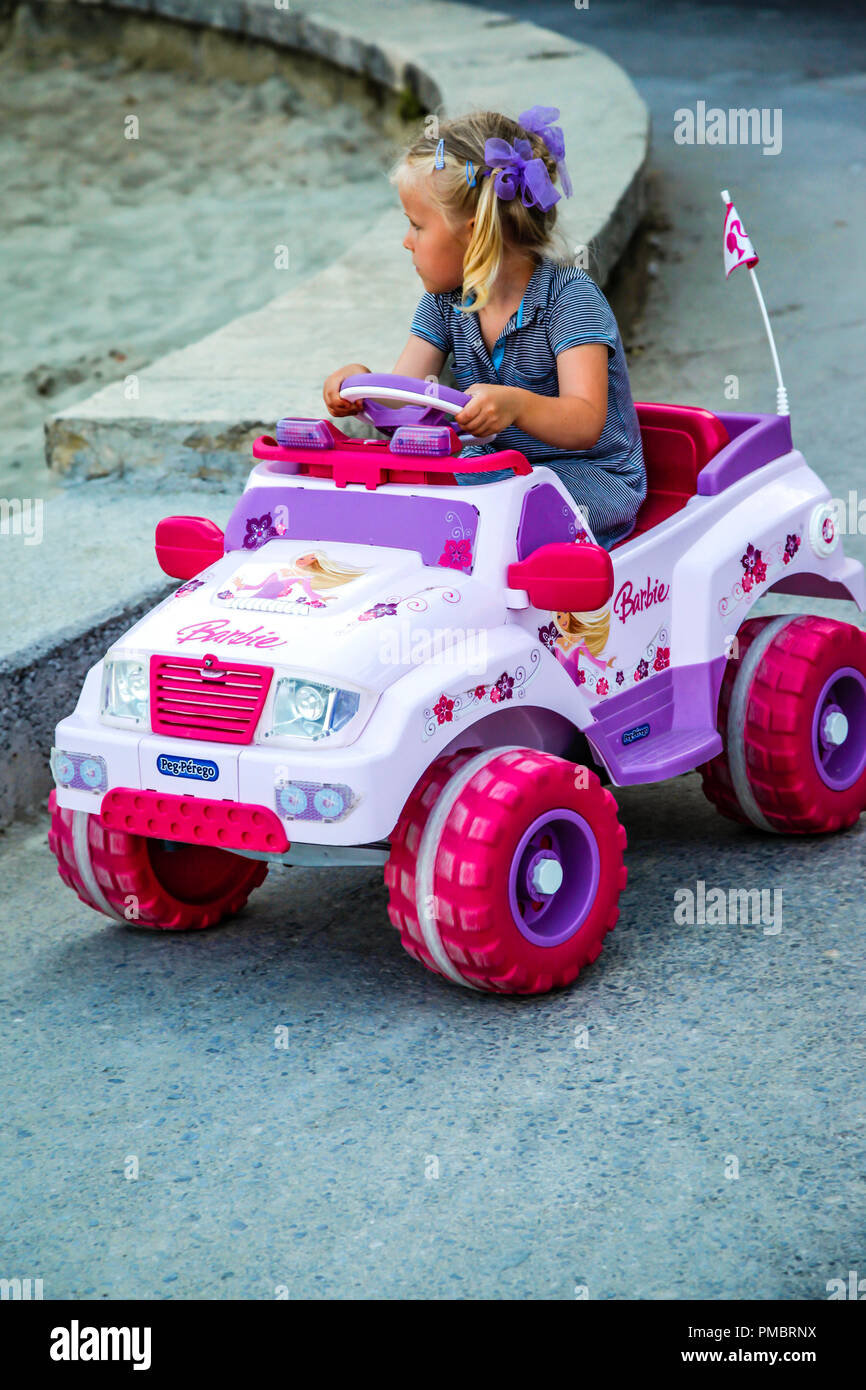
[323,107,646,550]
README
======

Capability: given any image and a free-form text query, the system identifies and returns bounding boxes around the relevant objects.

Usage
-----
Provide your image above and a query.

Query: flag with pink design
[723,199,759,278]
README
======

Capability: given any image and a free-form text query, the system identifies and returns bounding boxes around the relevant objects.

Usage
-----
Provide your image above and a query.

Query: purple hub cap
[811,666,866,790]
[508,808,600,947]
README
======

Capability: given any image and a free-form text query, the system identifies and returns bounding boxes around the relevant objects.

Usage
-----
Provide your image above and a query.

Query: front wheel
[385,747,627,994]
[48,790,268,929]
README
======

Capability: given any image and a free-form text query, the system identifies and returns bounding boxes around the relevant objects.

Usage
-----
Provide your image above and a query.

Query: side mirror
[155,516,225,580]
[507,542,614,611]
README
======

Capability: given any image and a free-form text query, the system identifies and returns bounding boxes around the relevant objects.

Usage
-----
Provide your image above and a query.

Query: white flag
[723,199,759,278]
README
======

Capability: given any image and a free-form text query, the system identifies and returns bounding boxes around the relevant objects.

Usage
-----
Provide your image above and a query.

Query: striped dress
[410,257,647,549]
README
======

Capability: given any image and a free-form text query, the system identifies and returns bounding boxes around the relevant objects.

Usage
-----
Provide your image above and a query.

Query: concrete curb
[0,582,172,829]
[1,0,649,828]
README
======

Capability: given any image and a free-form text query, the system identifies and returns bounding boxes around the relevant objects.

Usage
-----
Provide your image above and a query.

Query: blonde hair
[391,111,568,313]
[292,551,367,589]
[555,607,611,657]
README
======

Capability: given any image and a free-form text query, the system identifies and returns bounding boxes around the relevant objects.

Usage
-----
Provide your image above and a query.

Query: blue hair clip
[434,138,445,169]
[465,159,476,187]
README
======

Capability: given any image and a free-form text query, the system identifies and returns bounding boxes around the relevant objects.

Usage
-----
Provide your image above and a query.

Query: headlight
[101,656,149,726]
[270,677,360,742]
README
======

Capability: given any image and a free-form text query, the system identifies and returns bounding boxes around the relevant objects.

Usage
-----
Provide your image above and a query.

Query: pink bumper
[99,787,290,854]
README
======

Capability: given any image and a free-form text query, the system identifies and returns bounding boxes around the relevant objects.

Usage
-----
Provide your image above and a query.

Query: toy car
[48,372,866,994]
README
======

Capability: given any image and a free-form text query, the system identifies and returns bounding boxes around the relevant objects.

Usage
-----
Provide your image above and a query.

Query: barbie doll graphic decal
[215,550,368,615]
[541,603,670,698]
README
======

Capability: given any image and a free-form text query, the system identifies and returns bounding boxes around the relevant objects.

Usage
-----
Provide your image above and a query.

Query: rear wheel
[48,790,267,929]
[699,615,866,834]
[386,746,627,994]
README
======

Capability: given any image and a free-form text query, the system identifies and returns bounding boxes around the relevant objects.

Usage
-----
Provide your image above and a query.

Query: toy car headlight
[270,677,360,742]
[101,657,149,725]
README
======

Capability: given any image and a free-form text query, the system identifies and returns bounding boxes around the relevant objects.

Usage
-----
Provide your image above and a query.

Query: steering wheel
[339,373,474,433]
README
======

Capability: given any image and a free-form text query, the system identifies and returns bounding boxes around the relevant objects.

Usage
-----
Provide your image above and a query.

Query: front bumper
[52,717,374,846]
[99,787,289,853]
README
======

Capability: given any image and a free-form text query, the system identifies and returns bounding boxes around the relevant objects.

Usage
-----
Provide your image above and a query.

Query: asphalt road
[1,0,865,1300]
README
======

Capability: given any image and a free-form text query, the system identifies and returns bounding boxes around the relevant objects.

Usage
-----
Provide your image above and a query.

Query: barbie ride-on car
[48,373,866,994]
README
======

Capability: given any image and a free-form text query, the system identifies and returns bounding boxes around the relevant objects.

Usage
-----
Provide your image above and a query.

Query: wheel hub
[509,808,600,947]
[820,706,848,748]
[811,667,866,790]
[528,852,564,898]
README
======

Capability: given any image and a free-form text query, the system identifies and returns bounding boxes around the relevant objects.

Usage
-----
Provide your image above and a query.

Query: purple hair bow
[483,136,561,211]
[518,104,573,199]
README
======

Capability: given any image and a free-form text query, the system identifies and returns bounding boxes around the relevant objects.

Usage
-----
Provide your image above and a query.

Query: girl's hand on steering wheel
[454,383,519,439]
[323,363,371,417]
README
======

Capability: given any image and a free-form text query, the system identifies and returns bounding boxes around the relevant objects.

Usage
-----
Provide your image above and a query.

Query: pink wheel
[48,790,268,929]
[700,615,866,834]
[385,747,627,994]
[700,615,783,825]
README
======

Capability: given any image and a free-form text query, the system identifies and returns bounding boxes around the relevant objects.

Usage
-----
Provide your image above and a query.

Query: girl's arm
[391,334,447,380]
[513,343,608,449]
[455,343,609,450]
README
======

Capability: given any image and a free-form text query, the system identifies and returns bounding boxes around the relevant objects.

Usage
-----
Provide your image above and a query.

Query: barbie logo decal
[176,620,287,648]
[613,576,671,625]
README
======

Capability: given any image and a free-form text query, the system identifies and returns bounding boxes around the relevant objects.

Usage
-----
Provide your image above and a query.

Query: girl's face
[399,175,473,294]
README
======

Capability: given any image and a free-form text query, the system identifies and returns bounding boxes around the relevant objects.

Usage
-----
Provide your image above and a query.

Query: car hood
[117,539,503,691]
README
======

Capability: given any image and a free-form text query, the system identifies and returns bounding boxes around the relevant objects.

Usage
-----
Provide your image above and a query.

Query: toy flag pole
[720,189,789,418]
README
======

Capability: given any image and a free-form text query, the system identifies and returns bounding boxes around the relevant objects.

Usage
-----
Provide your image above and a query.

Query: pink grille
[150,654,273,745]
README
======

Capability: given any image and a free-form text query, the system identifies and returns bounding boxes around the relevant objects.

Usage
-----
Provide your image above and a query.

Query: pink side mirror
[155,516,225,580]
[507,542,614,611]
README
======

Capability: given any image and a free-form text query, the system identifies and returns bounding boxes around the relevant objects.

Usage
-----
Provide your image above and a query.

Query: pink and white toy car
[48,373,866,993]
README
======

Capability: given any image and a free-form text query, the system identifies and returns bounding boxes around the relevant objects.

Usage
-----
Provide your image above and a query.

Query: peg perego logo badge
[622,722,650,745]
[157,753,219,782]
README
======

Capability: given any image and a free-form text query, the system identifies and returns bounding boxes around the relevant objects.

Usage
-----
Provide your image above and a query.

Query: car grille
[150,655,273,745]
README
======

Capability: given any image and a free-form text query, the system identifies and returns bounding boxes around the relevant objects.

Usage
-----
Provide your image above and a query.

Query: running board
[601,727,722,785]
[586,657,727,786]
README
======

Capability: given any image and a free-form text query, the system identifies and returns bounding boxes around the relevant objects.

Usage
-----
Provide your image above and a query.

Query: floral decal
[653,645,670,672]
[615,670,625,685]
[243,513,285,550]
[634,658,649,682]
[359,601,399,621]
[433,695,455,725]
[740,543,767,593]
[352,586,461,624]
[422,650,541,740]
[538,621,559,651]
[783,532,801,565]
[437,537,473,571]
[596,677,609,696]
[719,522,806,617]
[174,578,205,598]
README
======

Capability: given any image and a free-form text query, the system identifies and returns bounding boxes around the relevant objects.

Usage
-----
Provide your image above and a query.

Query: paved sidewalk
[1,765,861,1299]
